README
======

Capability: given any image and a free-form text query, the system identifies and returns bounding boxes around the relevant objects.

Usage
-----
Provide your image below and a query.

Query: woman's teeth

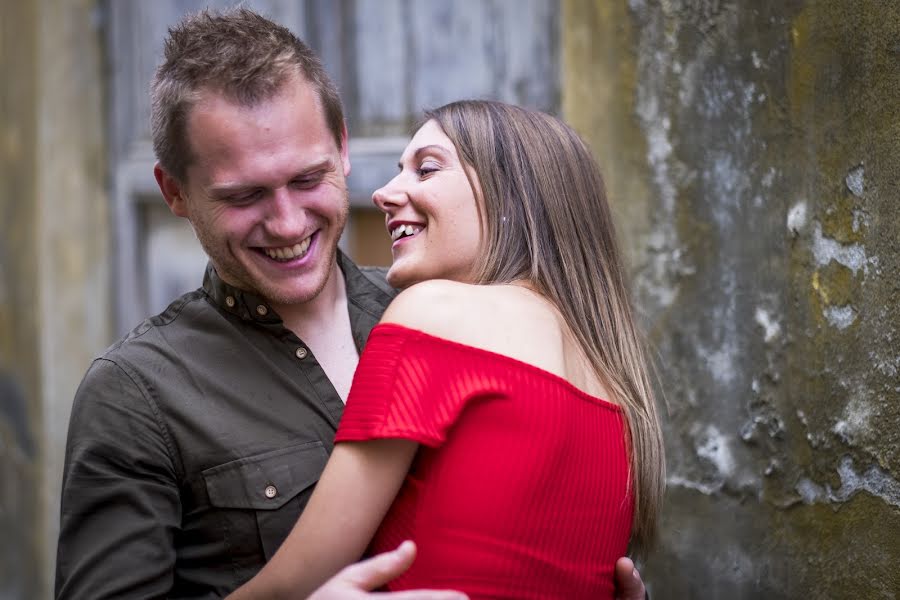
[390,224,422,241]
[264,237,312,261]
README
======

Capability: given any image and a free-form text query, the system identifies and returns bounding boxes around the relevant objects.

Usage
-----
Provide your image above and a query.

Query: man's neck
[270,259,359,402]
[271,261,348,338]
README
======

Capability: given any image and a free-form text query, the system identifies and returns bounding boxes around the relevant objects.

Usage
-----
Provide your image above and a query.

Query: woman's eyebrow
[398,144,452,169]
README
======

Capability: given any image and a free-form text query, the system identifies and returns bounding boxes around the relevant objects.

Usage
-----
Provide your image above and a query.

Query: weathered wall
[564,0,900,597]
[0,0,110,597]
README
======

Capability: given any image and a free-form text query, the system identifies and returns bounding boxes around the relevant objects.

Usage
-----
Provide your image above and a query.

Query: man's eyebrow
[398,144,451,169]
[208,159,335,195]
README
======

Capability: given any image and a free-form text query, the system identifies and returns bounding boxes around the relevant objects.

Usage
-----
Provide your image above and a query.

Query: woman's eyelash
[416,166,438,177]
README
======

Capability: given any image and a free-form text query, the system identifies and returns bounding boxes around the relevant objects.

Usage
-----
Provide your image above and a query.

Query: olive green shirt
[55,253,396,599]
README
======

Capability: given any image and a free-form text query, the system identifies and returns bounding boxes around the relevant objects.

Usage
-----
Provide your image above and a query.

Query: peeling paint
[786,200,807,235]
[796,477,826,505]
[869,350,898,378]
[798,457,900,508]
[740,413,784,443]
[851,208,869,233]
[832,395,874,444]
[697,340,739,385]
[632,7,685,312]
[845,164,865,197]
[811,223,870,276]
[666,475,720,495]
[694,424,736,477]
[832,457,900,506]
[754,307,781,342]
[823,305,857,330]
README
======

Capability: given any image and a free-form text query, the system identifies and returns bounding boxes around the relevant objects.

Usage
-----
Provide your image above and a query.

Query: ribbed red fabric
[335,324,633,599]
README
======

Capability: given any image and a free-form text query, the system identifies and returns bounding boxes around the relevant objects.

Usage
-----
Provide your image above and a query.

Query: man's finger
[337,540,418,589]
[614,556,646,600]
[379,591,469,600]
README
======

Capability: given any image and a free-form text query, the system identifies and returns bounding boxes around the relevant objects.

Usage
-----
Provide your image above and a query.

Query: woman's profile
[231,100,665,599]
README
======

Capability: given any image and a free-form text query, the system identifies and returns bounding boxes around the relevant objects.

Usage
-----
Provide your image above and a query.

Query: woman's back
[335,280,633,598]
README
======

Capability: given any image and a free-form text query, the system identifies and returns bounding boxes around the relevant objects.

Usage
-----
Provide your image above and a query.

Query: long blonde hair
[426,100,665,554]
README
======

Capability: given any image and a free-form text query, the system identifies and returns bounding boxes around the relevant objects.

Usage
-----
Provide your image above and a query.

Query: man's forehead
[185,79,331,150]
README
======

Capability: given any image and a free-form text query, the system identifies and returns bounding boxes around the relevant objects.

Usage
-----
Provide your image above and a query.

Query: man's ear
[340,122,351,177]
[154,163,190,218]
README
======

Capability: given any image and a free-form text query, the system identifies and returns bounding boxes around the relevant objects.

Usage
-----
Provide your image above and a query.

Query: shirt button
[295,347,308,360]
[256,304,268,316]
[225,296,236,308]
[264,484,277,499]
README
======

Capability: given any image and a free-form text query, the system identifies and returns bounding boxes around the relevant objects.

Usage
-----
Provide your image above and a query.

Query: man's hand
[308,541,468,600]
[614,557,647,600]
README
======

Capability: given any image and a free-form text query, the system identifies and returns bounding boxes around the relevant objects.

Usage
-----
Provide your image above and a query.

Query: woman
[231,100,665,598]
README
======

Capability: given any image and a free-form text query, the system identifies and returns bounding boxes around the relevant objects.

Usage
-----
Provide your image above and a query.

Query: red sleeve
[335,324,494,447]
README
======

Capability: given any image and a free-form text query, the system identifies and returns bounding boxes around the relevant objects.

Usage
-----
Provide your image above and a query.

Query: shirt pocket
[202,441,329,560]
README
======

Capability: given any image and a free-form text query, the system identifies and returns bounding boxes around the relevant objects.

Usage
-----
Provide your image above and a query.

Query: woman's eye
[416,165,439,177]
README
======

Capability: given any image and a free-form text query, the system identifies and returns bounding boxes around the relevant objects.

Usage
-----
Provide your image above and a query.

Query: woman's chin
[386,265,423,290]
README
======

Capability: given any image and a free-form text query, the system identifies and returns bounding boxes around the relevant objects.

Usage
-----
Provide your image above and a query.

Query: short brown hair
[150,8,344,182]
[426,100,665,555]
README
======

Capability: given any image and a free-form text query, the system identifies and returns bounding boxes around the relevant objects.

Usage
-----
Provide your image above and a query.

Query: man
[56,8,648,599]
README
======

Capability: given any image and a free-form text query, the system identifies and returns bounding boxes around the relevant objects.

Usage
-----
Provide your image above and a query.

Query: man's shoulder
[75,287,218,415]
[97,288,210,366]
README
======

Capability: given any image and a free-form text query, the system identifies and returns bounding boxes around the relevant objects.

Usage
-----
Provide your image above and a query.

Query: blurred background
[1,0,898,598]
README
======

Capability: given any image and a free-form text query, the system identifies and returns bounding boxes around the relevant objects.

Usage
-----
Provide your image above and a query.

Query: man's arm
[229,439,419,599]
[56,359,181,599]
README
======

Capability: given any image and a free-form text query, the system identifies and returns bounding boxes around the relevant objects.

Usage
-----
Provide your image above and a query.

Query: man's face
[160,77,350,309]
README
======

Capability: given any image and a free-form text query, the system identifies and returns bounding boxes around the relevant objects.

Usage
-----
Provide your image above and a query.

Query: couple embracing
[57,8,663,600]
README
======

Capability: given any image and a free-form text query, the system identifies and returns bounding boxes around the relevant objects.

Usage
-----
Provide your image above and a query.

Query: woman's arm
[228,438,419,600]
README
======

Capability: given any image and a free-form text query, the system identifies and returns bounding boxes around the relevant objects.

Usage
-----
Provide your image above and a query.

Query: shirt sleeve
[335,325,493,448]
[55,358,181,600]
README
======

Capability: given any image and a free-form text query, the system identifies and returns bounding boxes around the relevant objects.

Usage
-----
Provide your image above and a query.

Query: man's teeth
[264,237,312,261]
[390,224,423,241]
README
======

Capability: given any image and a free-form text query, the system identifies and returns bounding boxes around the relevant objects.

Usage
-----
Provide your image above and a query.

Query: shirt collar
[337,250,397,319]
[201,250,396,325]
[202,263,281,323]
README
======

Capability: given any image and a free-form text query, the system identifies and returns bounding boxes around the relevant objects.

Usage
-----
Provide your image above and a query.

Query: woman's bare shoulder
[380,281,556,354]
[380,279,482,339]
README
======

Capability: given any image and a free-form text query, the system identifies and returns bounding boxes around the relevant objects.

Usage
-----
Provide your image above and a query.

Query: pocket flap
[202,441,328,510]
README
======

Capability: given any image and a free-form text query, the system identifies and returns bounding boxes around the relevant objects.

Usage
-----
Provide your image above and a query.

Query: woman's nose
[372,178,407,213]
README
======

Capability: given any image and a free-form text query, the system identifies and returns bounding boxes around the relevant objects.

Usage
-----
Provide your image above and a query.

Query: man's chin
[258,285,324,307]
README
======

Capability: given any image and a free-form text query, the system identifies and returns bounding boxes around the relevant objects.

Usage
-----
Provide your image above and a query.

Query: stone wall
[0,1,109,597]
[563,0,900,597]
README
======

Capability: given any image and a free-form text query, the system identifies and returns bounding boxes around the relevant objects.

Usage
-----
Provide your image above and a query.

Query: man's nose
[264,187,307,238]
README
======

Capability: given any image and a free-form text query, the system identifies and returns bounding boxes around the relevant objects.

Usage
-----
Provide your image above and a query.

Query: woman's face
[372,119,483,289]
